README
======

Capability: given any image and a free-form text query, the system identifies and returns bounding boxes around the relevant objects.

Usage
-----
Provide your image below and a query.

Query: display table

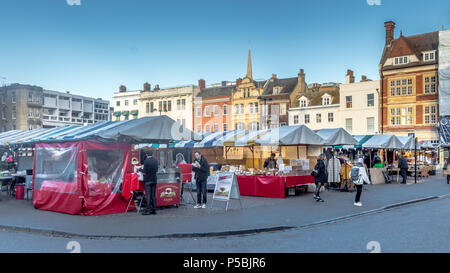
[236,175,315,199]
[122,173,181,207]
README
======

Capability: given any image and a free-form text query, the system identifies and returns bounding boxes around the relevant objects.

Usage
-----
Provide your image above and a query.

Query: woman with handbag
[311,154,327,202]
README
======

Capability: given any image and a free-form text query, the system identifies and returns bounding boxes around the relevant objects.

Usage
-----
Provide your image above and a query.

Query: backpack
[350,167,360,182]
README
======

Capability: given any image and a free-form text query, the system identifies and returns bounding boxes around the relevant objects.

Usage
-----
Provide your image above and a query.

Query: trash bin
[15,184,24,200]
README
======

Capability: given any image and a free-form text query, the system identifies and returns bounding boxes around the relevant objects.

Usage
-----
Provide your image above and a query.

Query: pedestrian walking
[192,151,209,209]
[311,154,327,202]
[443,157,450,185]
[1,152,7,162]
[398,154,409,184]
[351,158,371,206]
[139,151,159,215]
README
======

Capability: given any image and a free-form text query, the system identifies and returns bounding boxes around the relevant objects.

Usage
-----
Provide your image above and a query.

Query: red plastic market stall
[33,141,132,215]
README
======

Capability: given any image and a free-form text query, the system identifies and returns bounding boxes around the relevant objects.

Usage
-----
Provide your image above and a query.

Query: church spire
[246,48,253,80]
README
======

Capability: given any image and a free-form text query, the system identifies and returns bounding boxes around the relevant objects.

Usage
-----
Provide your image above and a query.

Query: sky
[0,0,449,103]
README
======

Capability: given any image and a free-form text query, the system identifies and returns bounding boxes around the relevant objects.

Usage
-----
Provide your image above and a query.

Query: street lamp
[258,96,272,129]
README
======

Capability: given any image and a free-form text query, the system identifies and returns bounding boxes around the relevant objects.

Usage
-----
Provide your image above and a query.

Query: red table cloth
[236,175,314,199]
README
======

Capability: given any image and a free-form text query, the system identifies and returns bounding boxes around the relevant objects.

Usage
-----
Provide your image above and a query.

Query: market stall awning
[362,134,404,149]
[121,111,130,116]
[15,116,199,145]
[402,136,421,150]
[315,128,358,146]
[419,140,436,149]
[223,130,257,147]
[255,125,326,146]
[342,135,375,149]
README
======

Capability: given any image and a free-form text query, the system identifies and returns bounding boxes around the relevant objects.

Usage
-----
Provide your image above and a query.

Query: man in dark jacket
[139,151,159,215]
[192,151,209,209]
[398,154,409,184]
[312,154,327,202]
[263,153,277,169]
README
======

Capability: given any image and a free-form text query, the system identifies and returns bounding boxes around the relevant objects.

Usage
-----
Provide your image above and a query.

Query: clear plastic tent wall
[33,141,132,215]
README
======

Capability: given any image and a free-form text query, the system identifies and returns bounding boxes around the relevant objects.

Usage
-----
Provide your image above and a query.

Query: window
[346,96,352,108]
[28,108,33,118]
[254,103,258,113]
[293,115,299,124]
[163,101,167,112]
[424,105,437,124]
[1,95,5,104]
[204,106,210,117]
[181,99,186,110]
[213,123,218,132]
[367,93,374,107]
[150,102,154,112]
[196,107,201,117]
[146,103,150,113]
[213,105,219,116]
[345,118,352,134]
[323,97,330,105]
[391,78,413,96]
[424,75,437,94]
[223,104,228,115]
[167,100,172,111]
[116,101,120,107]
[223,123,228,132]
[390,107,413,125]
[367,117,375,133]
[133,99,138,105]
[300,99,307,107]
[124,100,129,106]
[394,56,409,65]
[423,51,436,61]
[205,124,210,132]
[11,92,16,103]
[328,112,334,122]
[1,110,5,119]
[240,104,244,114]
[305,114,310,124]
[12,107,16,119]
[280,104,286,115]
[273,87,280,95]
[316,113,321,123]
[235,104,239,115]
[249,121,259,131]
[158,101,162,112]
[196,125,201,133]
[249,103,254,114]
[177,99,181,110]
[35,109,40,118]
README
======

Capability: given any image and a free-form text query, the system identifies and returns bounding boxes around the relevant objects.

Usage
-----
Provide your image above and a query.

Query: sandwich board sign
[211,172,242,211]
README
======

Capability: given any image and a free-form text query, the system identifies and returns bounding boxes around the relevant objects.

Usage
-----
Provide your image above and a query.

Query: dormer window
[300,97,308,108]
[273,87,280,95]
[394,56,409,65]
[322,94,332,105]
[423,51,435,62]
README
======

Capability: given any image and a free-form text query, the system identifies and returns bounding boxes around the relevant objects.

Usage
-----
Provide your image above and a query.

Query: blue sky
[0,0,449,102]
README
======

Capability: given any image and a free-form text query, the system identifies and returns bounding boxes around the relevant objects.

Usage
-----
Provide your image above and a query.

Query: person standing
[174,153,187,167]
[192,151,209,209]
[264,153,277,169]
[311,154,327,202]
[1,152,7,162]
[139,151,159,215]
[443,157,450,185]
[398,154,409,184]
[351,158,371,206]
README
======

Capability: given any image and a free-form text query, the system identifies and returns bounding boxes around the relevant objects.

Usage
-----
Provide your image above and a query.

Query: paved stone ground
[0,175,448,238]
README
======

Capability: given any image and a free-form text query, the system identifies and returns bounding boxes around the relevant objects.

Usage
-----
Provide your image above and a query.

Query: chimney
[271,74,277,80]
[198,79,205,90]
[154,84,160,91]
[345,69,355,84]
[236,78,242,87]
[119,85,127,92]
[221,81,227,87]
[143,82,151,91]
[384,21,395,45]
[361,75,367,82]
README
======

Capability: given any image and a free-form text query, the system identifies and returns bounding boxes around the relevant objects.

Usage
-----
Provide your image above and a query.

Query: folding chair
[382,170,393,184]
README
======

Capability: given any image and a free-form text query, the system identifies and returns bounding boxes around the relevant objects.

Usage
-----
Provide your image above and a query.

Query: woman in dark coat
[312,154,327,202]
